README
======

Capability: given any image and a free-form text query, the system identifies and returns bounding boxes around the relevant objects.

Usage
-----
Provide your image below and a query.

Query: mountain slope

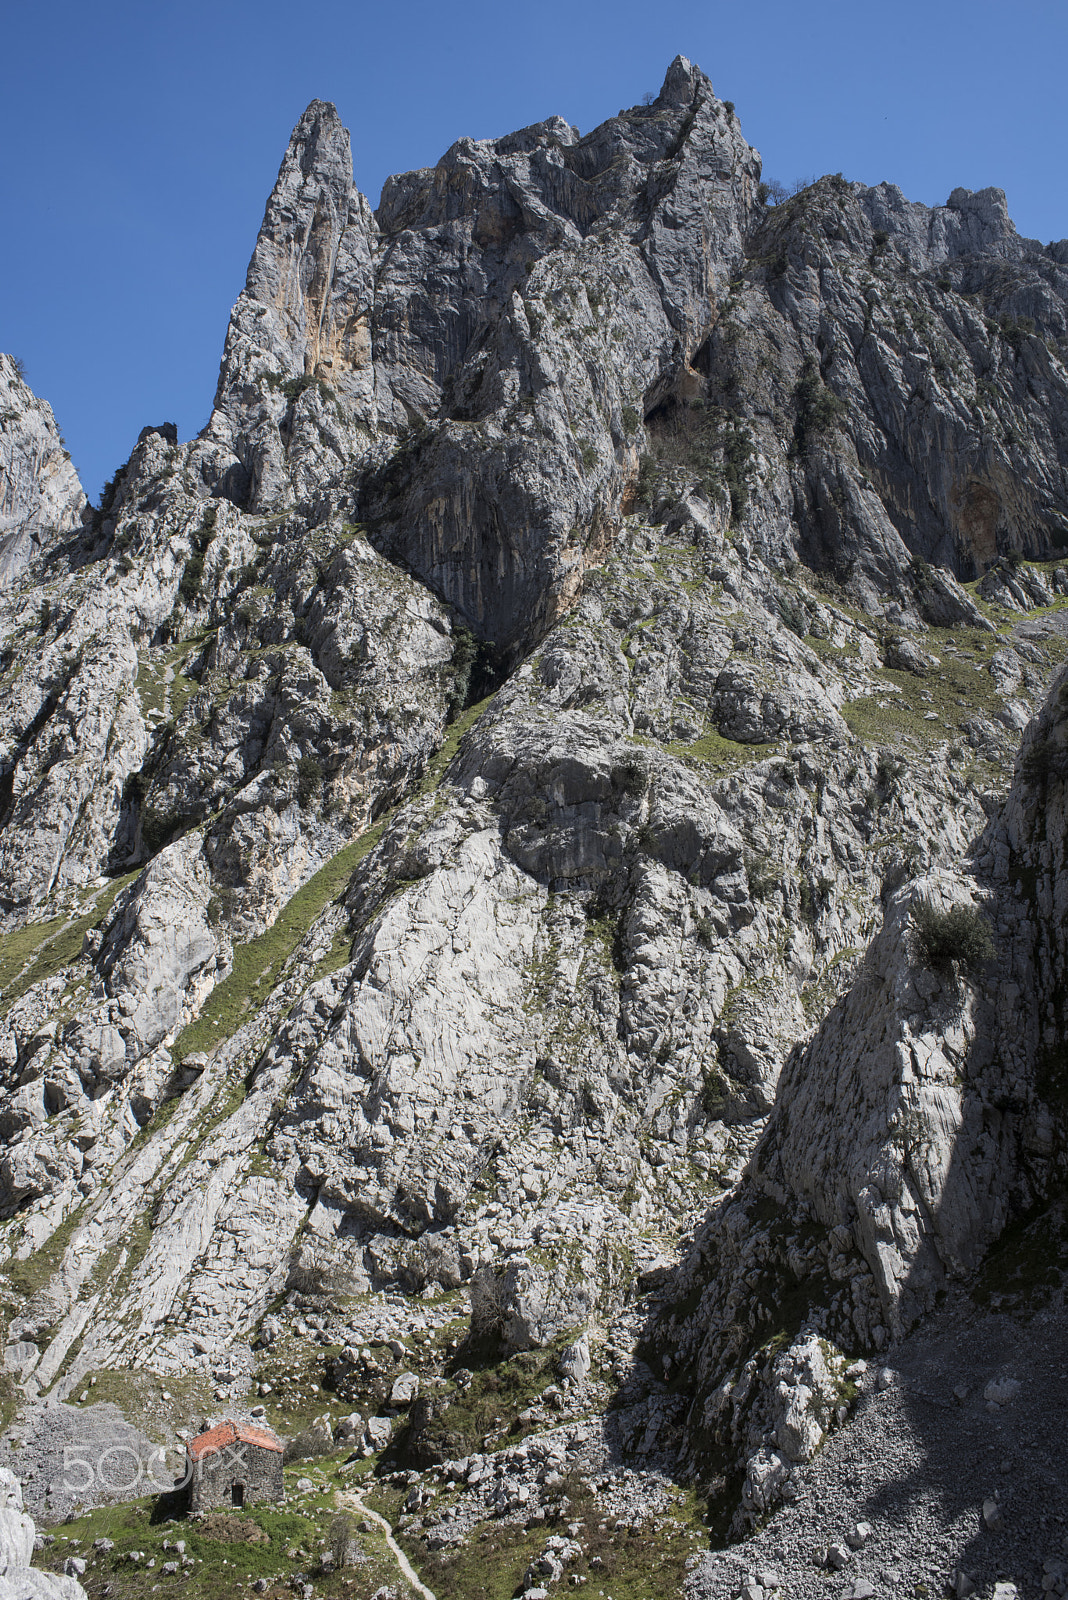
[0,54,1067,1597]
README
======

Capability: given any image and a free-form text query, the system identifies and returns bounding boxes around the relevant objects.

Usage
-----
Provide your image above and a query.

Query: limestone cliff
[0,355,86,588]
[0,54,1066,1584]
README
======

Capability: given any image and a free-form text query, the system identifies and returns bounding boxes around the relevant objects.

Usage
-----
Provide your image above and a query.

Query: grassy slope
[37,1468,401,1600]
[171,691,496,1062]
[0,871,140,1020]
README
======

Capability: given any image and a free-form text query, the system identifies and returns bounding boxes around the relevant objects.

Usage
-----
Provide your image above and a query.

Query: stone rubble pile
[0,1468,86,1599]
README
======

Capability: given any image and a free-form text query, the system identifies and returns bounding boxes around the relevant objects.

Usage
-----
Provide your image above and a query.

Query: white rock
[390,1371,419,1407]
[365,1416,393,1450]
[557,1333,591,1386]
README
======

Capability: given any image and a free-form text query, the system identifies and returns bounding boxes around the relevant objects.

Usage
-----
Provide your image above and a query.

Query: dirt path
[341,1487,437,1600]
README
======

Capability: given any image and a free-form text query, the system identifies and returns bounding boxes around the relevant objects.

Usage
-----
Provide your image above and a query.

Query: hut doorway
[232,1483,245,1508]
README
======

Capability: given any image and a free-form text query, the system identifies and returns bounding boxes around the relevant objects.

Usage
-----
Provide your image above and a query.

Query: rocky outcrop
[0,1468,86,1597]
[196,101,381,510]
[760,873,1041,1329]
[358,55,762,652]
[190,59,767,653]
[0,621,144,907]
[0,356,86,589]
[93,833,220,1056]
[649,661,1068,1490]
[739,175,1068,593]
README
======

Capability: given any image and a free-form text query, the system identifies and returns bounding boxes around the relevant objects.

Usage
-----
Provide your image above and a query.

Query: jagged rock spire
[199,100,379,509]
[656,53,710,106]
[0,353,86,587]
[235,100,373,389]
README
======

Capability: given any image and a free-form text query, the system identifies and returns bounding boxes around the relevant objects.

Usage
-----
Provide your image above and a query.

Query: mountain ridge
[0,55,1066,1600]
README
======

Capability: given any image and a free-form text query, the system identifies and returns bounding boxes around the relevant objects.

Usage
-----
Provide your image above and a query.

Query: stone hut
[186,1420,283,1512]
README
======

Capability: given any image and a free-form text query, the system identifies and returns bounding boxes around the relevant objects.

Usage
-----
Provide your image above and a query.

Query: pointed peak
[0,353,86,585]
[282,99,351,180]
[293,98,343,132]
[657,55,711,108]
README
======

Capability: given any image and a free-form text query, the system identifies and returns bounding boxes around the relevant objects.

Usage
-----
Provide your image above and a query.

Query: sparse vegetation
[910,898,994,975]
[745,852,779,900]
[264,371,337,405]
[644,400,756,519]
[296,754,324,809]
[178,552,206,606]
[0,873,137,1019]
[793,356,848,453]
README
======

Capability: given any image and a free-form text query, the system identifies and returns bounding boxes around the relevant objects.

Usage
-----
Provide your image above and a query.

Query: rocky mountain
[0,54,1067,1600]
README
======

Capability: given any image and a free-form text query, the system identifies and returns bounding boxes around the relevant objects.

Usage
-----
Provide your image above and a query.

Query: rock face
[0,356,86,588]
[0,54,1066,1566]
[647,680,1068,1507]
[0,1468,87,1597]
[198,100,380,511]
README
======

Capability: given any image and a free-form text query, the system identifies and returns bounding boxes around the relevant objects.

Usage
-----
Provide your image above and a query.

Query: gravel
[0,1401,167,1524]
[689,1285,1068,1600]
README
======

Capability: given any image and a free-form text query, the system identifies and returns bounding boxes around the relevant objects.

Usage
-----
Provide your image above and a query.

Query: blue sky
[2,0,1065,504]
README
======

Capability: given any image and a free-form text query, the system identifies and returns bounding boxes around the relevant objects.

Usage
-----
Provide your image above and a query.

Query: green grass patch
[168,667,200,724]
[417,691,497,788]
[171,692,498,1063]
[0,871,140,1019]
[400,1519,547,1600]
[805,633,858,661]
[136,630,215,723]
[403,1475,709,1600]
[171,834,385,1062]
[652,726,776,775]
[1,1199,86,1300]
[307,924,357,984]
[842,642,1009,753]
[0,915,67,997]
[134,656,167,719]
[38,1487,402,1599]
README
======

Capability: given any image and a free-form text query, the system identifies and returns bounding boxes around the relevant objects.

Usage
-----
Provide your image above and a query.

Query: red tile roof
[187,1420,283,1461]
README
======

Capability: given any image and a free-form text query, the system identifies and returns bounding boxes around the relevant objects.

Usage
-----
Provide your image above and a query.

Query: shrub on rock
[910,899,994,974]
